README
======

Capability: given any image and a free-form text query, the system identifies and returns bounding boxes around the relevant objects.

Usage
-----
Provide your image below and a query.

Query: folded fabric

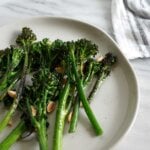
[111,0,150,59]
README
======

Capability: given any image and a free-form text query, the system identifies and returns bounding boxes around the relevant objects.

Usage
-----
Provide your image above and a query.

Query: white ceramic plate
[0,17,138,150]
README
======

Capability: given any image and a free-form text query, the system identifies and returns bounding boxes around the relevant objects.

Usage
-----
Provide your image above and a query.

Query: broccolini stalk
[0,95,19,132]
[68,96,79,133]
[64,40,102,134]
[0,47,24,101]
[68,43,103,135]
[69,60,95,133]
[0,121,26,150]
[0,27,36,101]
[0,27,36,132]
[21,38,63,150]
[87,72,105,102]
[26,94,48,150]
[69,53,117,133]
[53,81,70,150]
[0,50,28,132]
[0,78,18,101]
[24,69,60,150]
[82,60,94,85]
[88,53,117,102]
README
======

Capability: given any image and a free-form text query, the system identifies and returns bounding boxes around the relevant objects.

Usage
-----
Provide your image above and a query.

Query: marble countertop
[0,0,150,150]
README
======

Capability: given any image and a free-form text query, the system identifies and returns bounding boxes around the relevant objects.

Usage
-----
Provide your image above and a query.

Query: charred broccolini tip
[16,27,37,45]
[98,52,117,76]
[87,53,117,102]
[102,52,117,66]
[75,38,98,59]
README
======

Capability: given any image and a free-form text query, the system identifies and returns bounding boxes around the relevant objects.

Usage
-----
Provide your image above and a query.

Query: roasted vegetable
[0,27,117,150]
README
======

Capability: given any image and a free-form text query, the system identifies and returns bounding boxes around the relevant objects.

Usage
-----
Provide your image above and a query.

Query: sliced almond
[80,101,83,107]
[31,105,37,117]
[47,101,56,113]
[55,66,64,74]
[96,56,104,62]
[7,119,13,127]
[8,90,17,99]
[67,111,73,123]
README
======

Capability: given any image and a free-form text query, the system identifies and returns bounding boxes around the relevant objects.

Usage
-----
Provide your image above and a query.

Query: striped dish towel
[111,0,150,59]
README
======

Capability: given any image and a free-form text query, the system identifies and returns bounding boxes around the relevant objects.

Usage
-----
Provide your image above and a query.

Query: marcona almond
[8,90,17,99]
[31,105,37,116]
[67,111,73,123]
[47,101,56,113]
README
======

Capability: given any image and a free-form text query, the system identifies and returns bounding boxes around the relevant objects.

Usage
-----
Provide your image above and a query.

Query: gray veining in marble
[0,0,113,35]
[0,0,150,150]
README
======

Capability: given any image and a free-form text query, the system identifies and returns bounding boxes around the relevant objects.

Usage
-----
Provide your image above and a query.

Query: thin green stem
[26,98,39,128]
[0,50,28,132]
[83,62,94,85]
[69,72,107,133]
[52,81,70,150]
[0,97,18,132]
[37,122,48,150]
[88,72,106,102]
[69,62,94,133]
[26,98,48,150]
[37,90,48,150]
[0,121,26,150]
[68,97,79,133]
[70,49,103,135]
[0,78,18,101]
[26,89,48,150]
[69,63,94,133]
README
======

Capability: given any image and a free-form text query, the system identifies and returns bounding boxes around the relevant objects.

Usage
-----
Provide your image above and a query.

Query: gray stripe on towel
[123,0,145,56]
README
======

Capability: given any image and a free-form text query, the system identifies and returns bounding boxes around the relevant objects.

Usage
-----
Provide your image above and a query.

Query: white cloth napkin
[112,0,150,59]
